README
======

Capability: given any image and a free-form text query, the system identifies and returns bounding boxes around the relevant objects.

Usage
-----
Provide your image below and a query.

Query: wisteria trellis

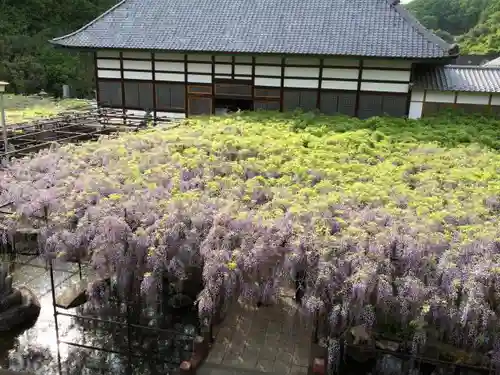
[0,112,499,367]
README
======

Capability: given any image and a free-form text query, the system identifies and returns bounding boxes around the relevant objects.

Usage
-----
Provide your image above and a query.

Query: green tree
[0,0,116,97]
[407,0,500,53]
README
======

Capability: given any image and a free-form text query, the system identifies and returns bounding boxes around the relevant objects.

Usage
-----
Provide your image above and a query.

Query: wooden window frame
[187,84,212,95]
[214,82,252,98]
[254,87,281,99]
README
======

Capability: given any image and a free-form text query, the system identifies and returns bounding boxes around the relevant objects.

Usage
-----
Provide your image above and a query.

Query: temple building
[51,0,500,119]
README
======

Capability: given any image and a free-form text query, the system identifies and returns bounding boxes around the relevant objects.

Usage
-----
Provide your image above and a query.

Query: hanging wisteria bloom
[0,112,499,368]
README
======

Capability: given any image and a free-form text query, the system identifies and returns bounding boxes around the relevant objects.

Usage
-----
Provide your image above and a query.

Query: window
[381,95,408,117]
[283,90,318,112]
[215,82,252,97]
[254,101,280,111]
[254,88,280,99]
[123,81,154,110]
[338,93,357,116]
[187,85,212,95]
[357,93,383,119]
[97,80,122,108]
[188,97,212,116]
[156,83,185,110]
[319,91,356,116]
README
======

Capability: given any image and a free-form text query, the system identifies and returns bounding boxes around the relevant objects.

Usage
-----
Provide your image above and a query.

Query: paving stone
[206,344,226,364]
[292,346,310,367]
[201,292,312,374]
[290,365,308,375]
[275,349,294,364]
[256,359,275,372]
[222,355,246,368]
[258,347,277,360]
[274,359,292,375]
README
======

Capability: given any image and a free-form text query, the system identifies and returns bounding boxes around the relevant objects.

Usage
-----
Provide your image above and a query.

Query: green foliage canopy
[0,0,117,96]
[407,0,500,53]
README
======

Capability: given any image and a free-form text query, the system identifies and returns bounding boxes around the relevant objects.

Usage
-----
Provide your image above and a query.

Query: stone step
[55,279,90,309]
[55,277,110,309]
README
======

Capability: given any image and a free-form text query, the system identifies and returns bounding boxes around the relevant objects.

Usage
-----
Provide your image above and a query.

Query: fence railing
[0,108,176,159]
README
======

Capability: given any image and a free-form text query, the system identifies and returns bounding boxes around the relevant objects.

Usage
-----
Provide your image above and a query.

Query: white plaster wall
[409,89,495,119]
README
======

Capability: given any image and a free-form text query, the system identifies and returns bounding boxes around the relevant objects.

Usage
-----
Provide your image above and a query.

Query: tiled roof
[50,0,456,59]
[414,65,500,93]
[454,54,500,66]
[482,56,500,67]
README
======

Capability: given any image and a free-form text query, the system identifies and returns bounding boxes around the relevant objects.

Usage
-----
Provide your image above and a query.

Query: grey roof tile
[51,0,455,59]
[414,65,500,92]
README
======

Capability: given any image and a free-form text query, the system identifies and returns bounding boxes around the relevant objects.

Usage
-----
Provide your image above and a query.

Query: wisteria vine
[0,112,499,365]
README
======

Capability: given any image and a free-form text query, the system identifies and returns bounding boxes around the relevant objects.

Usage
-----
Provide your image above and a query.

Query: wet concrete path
[0,255,197,375]
[201,289,312,375]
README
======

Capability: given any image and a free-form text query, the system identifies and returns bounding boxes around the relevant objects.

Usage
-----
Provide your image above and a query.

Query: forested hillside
[407,0,500,53]
[0,0,116,96]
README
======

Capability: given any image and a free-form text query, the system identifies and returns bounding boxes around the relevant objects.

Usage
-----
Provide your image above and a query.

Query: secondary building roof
[414,65,500,93]
[453,54,500,66]
[482,56,500,67]
[51,0,457,59]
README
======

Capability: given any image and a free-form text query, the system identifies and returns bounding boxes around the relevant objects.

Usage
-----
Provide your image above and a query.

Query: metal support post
[50,259,63,375]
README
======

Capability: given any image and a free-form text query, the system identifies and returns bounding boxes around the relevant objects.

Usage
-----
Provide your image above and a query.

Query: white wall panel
[123,60,152,70]
[322,68,358,80]
[323,58,359,67]
[363,59,412,69]
[215,64,232,74]
[155,61,185,72]
[96,50,120,58]
[425,91,455,103]
[491,94,500,105]
[122,51,151,59]
[411,89,425,102]
[255,66,281,76]
[97,69,121,79]
[123,71,152,80]
[284,79,318,89]
[456,92,490,105]
[234,75,252,80]
[254,77,281,87]
[215,75,232,79]
[285,67,320,78]
[188,74,212,83]
[188,63,212,73]
[408,101,423,119]
[321,80,357,90]
[362,69,411,82]
[235,65,252,75]
[155,73,185,82]
[360,82,409,93]
[97,59,120,69]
